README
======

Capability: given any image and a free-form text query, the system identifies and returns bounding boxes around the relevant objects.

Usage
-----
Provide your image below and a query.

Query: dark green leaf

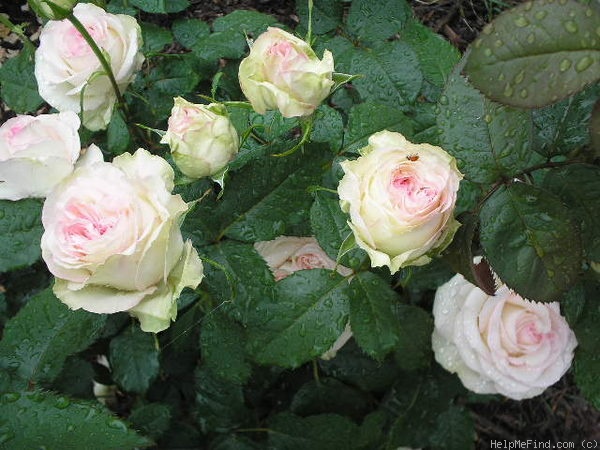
[109,325,160,394]
[194,367,250,433]
[343,103,414,153]
[51,356,95,399]
[542,164,600,261]
[172,18,210,49]
[348,272,400,360]
[430,406,476,450]
[246,269,350,368]
[198,241,275,324]
[140,22,173,54]
[0,288,106,385]
[295,0,344,35]
[0,389,152,449]
[479,182,582,302]
[311,105,344,152]
[464,0,600,108]
[130,0,188,13]
[200,310,251,384]
[0,46,43,113]
[107,0,137,15]
[392,304,434,371]
[268,412,361,450]
[346,0,411,43]
[349,41,422,109]
[400,19,461,89]
[437,68,542,183]
[532,84,600,156]
[128,403,171,440]
[107,109,130,154]
[0,199,43,273]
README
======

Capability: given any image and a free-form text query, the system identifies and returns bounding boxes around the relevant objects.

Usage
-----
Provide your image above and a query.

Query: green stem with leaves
[0,15,35,53]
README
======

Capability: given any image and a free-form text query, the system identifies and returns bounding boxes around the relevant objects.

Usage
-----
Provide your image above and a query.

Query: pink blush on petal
[64,23,104,57]
[389,167,439,210]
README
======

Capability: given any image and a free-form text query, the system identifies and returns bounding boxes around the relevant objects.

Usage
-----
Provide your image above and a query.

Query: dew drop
[484,48,493,57]
[575,56,593,72]
[585,8,593,17]
[107,418,128,431]
[438,95,449,105]
[514,16,529,27]
[559,59,572,72]
[513,71,525,85]
[483,114,493,124]
[527,33,536,44]
[564,21,578,34]
[535,10,547,20]
[504,85,514,97]
[494,39,503,48]
[483,24,494,35]
[519,89,528,99]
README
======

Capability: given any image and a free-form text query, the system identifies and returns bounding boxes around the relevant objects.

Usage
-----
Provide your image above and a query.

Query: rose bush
[40,145,204,332]
[0,111,80,200]
[161,97,239,179]
[34,3,144,131]
[338,130,462,273]
[432,272,578,400]
[238,27,334,117]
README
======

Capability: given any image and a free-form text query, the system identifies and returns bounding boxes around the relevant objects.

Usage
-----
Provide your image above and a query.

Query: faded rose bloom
[35,3,144,131]
[41,145,204,333]
[0,112,80,200]
[338,130,462,274]
[238,27,334,118]
[254,236,353,359]
[432,272,577,400]
[161,97,239,178]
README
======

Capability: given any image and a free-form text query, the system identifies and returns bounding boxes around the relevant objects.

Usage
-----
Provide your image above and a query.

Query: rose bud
[34,3,144,131]
[338,130,462,273]
[161,98,239,179]
[29,0,79,20]
[432,272,577,400]
[238,27,334,118]
[0,112,81,200]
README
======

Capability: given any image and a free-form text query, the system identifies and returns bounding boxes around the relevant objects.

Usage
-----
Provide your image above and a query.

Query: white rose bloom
[41,145,204,332]
[0,112,81,200]
[238,27,334,118]
[432,273,577,400]
[161,97,239,178]
[338,130,462,273]
[34,3,144,131]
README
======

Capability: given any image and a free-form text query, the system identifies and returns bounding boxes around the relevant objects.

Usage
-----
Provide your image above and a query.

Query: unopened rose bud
[29,0,79,20]
[161,97,239,179]
[238,27,334,118]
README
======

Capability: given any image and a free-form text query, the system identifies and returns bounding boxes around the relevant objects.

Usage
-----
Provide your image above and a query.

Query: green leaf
[140,22,173,55]
[479,182,582,302]
[129,0,188,13]
[0,199,43,273]
[400,19,461,89]
[343,103,414,153]
[464,0,600,108]
[197,241,275,324]
[532,84,600,157]
[268,412,361,450]
[107,109,130,155]
[295,0,344,35]
[429,406,476,450]
[0,46,43,113]
[437,67,542,183]
[0,288,106,385]
[109,325,160,394]
[290,378,371,420]
[349,41,422,109]
[246,269,350,368]
[187,143,327,243]
[572,281,600,409]
[348,272,400,360]
[392,304,434,371]
[51,356,95,399]
[200,310,251,384]
[128,403,172,440]
[107,0,137,15]
[542,164,600,261]
[0,390,152,449]
[346,0,411,43]
[172,18,210,49]
[311,105,344,152]
[194,367,250,433]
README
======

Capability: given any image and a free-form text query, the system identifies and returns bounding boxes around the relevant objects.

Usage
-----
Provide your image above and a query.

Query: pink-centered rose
[254,236,353,359]
[41,145,204,332]
[0,112,80,200]
[34,3,144,131]
[432,273,577,400]
[338,130,462,273]
[238,27,334,118]
[161,97,239,178]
